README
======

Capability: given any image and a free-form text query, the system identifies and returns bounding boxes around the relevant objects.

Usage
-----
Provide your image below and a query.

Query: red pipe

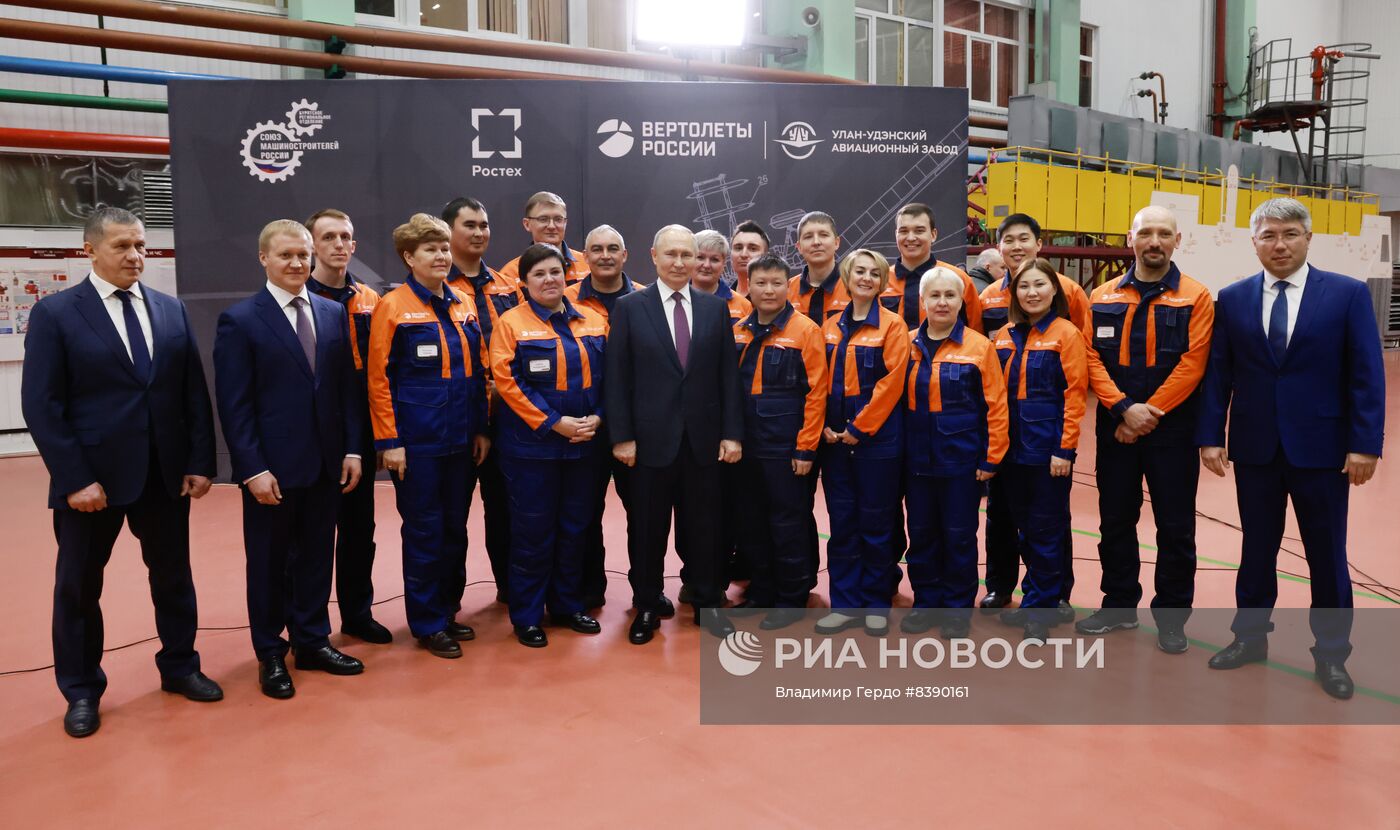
[14,0,860,85]
[0,127,170,155]
[0,18,574,81]
[1211,0,1227,136]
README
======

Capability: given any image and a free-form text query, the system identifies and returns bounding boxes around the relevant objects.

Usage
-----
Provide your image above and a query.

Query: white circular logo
[596,118,635,158]
[717,630,764,677]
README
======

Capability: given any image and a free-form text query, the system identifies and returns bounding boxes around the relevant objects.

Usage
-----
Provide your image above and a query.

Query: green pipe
[0,87,166,113]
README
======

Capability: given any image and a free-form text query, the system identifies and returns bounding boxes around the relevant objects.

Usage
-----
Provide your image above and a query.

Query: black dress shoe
[979,591,1012,613]
[900,609,941,634]
[939,617,971,639]
[445,620,476,641]
[1315,661,1355,700]
[1207,638,1268,670]
[629,611,660,645]
[759,607,804,630]
[160,671,224,702]
[677,585,696,605]
[1156,627,1189,655]
[1022,621,1050,643]
[998,607,1029,627]
[294,645,365,675]
[259,656,295,699]
[1057,601,1077,625]
[695,607,735,637]
[656,594,676,619]
[727,598,764,617]
[63,699,100,738]
[551,612,602,634]
[515,625,548,648]
[342,617,393,644]
[418,631,462,658]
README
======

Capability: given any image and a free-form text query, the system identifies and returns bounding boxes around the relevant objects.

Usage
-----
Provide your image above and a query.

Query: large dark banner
[168,79,967,471]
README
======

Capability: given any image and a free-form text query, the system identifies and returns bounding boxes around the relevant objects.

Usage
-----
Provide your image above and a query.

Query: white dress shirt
[265,280,316,338]
[87,271,154,363]
[1261,263,1308,347]
[656,280,693,350]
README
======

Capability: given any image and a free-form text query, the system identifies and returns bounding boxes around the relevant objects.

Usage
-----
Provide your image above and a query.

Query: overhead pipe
[0,127,169,155]
[0,88,168,113]
[0,18,577,81]
[16,0,861,85]
[1210,0,1227,136]
[969,114,1008,130]
[0,55,236,85]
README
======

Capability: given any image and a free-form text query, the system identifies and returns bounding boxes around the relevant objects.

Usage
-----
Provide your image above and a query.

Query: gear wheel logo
[241,121,302,183]
[285,98,328,136]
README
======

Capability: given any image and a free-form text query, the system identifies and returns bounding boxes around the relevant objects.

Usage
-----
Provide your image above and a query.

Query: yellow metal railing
[982,146,1379,236]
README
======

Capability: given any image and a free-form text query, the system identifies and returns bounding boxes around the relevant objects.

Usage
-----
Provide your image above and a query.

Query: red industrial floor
[1,353,1397,826]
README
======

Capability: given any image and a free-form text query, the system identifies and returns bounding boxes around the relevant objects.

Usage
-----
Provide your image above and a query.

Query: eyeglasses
[527,214,567,226]
[1255,230,1305,243]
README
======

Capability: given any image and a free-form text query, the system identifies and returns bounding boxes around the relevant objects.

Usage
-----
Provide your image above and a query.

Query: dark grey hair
[83,207,142,245]
[585,224,626,250]
[1250,197,1312,235]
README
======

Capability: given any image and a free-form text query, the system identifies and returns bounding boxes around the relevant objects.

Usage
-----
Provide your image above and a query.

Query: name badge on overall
[529,359,551,373]
[417,343,439,359]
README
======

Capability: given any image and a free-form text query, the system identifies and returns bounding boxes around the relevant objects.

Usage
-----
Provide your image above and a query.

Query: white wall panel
[1081,0,1212,133]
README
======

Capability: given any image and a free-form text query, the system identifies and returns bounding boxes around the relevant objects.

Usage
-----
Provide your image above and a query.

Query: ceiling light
[635,0,746,47]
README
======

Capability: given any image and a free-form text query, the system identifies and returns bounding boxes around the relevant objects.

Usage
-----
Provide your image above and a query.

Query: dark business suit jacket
[21,277,216,509]
[213,287,361,489]
[605,283,743,467]
[1196,267,1386,468]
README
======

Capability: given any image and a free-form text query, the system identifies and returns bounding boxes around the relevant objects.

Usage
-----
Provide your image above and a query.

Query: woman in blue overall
[490,244,609,648]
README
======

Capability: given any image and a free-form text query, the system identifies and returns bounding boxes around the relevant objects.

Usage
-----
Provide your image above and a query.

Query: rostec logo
[774,121,825,160]
[470,108,522,159]
[717,631,764,677]
[596,118,635,157]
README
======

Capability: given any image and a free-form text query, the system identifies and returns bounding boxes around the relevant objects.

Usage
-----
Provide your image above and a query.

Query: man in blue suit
[214,220,365,699]
[1197,197,1385,700]
[22,208,223,738]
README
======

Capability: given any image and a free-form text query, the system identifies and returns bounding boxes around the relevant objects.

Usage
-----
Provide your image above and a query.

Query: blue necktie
[1268,281,1290,365]
[115,289,152,381]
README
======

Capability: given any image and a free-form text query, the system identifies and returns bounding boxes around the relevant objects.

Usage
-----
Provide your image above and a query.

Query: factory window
[413,0,570,43]
[355,0,395,15]
[943,0,1022,108]
[1079,25,1095,107]
[853,0,937,86]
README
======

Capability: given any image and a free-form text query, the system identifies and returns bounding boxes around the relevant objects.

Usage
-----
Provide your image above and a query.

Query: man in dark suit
[1197,197,1385,700]
[214,220,365,699]
[606,225,745,644]
[22,207,222,738]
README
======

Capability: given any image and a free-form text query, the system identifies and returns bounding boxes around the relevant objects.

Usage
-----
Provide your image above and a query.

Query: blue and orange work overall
[733,303,827,608]
[820,303,910,613]
[883,259,984,332]
[788,266,851,326]
[903,319,1008,620]
[500,246,589,286]
[978,273,1091,603]
[992,312,1088,624]
[367,277,488,638]
[1087,264,1213,625]
[490,296,608,628]
[563,273,641,604]
[307,272,380,627]
[448,262,523,598]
